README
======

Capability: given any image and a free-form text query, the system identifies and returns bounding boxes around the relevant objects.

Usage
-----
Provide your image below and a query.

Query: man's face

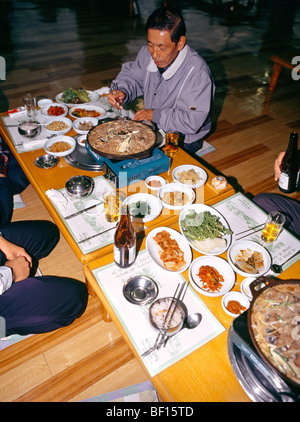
[147,29,185,69]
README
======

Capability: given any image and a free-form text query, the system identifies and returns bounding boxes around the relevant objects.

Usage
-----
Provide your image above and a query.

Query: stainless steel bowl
[149,297,186,335]
[65,175,94,198]
[123,275,158,305]
[18,121,41,138]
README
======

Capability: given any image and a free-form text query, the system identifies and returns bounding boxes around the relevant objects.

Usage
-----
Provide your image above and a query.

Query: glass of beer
[103,191,119,222]
[261,211,286,243]
[164,132,179,157]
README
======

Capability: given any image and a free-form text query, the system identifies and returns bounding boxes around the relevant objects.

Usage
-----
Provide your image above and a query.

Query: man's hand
[0,236,32,266]
[132,109,154,122]
[5,257,31,282]
[107,90,126,109]
[274,151,285,181]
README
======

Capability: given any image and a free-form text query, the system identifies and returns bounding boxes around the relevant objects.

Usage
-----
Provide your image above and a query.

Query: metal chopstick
[235,223,265,236]
[77,225,117,244]
[141,284,180,358]
[141,282,187,357]
[155,284,182,351]
[235,226,265,240]
[64,201,103,220]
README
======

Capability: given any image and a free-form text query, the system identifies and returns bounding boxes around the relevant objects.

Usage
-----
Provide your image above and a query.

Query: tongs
[141,282,188,358]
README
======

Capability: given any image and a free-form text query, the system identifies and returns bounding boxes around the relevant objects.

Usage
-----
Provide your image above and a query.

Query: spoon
[271,249,300,273]
[184,312,202,329]
[164,312,202,346]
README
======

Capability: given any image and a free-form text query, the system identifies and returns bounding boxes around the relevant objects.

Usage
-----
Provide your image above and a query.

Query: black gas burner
[228,311,299,402]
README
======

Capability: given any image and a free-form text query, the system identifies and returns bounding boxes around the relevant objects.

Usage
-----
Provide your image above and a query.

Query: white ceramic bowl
[227,240,271,278]
[172,164,208,188]
[240,277,255,300]
[124,193,162,223]
[44,116,72,135]
[69,104,106,119]
[146,227,192,273]
[41,103,68,118]
[189,256,235,297]
[77,135,86,147]
[44,135,76,157]
[179,203,232,256]
[37,98,53,108]
[73,117,98,135]
[222,291,250,317]
[145,175,167,191]
[158,182,195,210]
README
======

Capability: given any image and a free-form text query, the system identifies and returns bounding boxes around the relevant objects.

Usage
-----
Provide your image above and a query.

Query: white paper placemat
[92,249,225,377]
[213,192,300,273]
[47,175,118,253]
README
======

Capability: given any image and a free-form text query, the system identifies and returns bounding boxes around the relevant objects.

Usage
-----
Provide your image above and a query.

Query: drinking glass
[103,191,119,222]
[261,211,286,243]
[164,132,179,157]
[23,93,37,118]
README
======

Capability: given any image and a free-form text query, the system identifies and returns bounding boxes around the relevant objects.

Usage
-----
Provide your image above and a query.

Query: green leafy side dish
[60,87,91,104]
[180,210,232,241]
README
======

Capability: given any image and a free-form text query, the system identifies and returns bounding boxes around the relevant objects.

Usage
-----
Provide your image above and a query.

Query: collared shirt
[113,44,215,144]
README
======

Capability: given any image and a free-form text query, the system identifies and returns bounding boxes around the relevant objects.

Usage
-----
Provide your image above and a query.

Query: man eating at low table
[108,7,215,154]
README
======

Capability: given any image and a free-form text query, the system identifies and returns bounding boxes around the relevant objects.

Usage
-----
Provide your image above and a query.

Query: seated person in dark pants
[253,152,300,238]
[0,137,88,336]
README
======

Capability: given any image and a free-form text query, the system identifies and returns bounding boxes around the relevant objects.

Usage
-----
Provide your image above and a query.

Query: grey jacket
[113,45,215,144]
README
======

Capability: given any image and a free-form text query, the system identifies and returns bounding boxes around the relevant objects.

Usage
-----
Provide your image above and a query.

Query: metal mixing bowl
[65,175,94,198]
[18,121,41,138]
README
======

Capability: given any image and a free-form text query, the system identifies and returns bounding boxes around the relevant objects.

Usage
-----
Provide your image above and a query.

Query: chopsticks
[141,282,188,358]
[235,223,265,240]
[77,225,117,244]
[64,201,103,220]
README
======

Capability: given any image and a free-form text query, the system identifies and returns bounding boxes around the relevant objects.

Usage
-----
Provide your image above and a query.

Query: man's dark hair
[146,7,186,44]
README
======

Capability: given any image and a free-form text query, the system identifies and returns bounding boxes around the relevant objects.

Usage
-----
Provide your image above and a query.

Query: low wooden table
[0,112,235,263]
[83,212,299,402]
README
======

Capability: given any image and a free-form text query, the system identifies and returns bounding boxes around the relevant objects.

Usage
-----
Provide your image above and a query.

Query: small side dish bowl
[77,135,86,147]
[41,103,68,118]
[123,275,158,305]
[158,182,195,210]
[34,154,59,169]
[172,164,208,189]
[222,291,250,317]
[227,240,271,278]
[73,117,98,135]
[240,277,256,300]
[37,98,53,108]
[44,135,76,157]
[145,175,167,191]
[44,116,72,135]
[18,121,41,138]
[65,175,94,198]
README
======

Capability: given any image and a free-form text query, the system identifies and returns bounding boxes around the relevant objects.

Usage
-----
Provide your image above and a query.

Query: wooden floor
[0,0,299,402]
